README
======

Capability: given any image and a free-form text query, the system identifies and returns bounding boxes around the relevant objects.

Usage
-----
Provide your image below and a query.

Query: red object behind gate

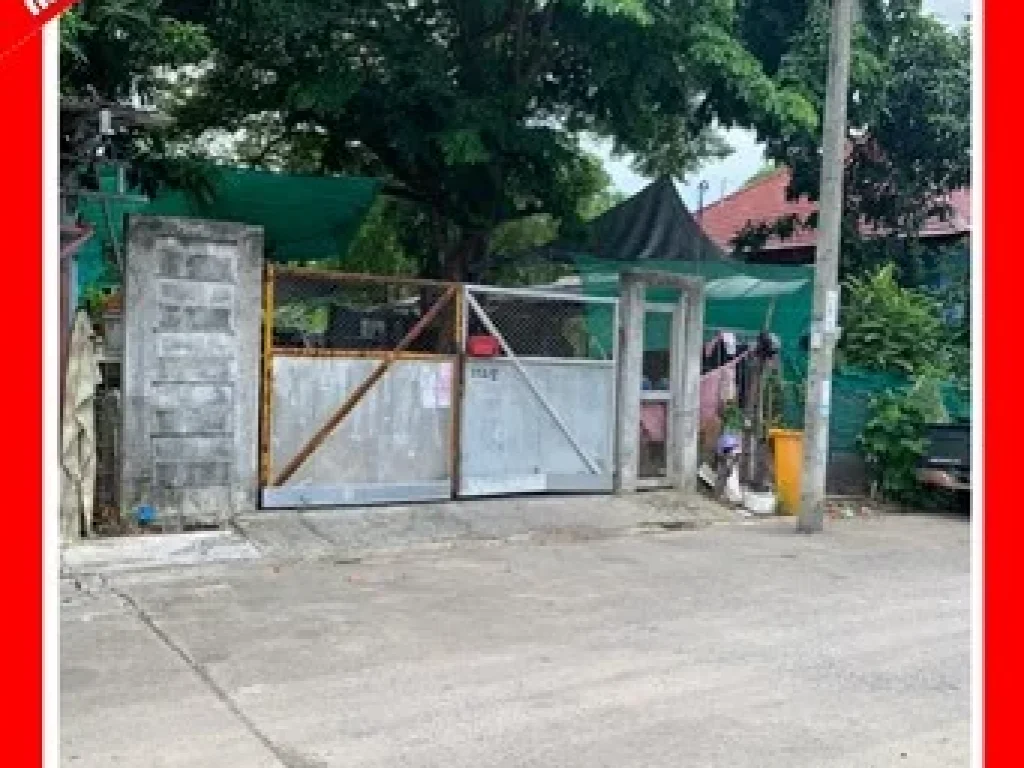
[467,334,500,357]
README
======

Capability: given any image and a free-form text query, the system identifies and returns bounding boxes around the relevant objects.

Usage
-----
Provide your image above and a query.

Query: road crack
[111,587,323,768]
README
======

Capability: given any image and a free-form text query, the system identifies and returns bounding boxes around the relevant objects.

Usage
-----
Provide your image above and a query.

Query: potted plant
[720,401,746,436]
[80,286,106,322]
[101,288,122,314]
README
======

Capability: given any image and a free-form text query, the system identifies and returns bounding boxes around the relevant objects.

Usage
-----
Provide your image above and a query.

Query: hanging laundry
[640,402,668,443]
[699,350,751,434]
[703,331,723,358]
[721,331,737,356]
[720,360,738,402]
[700,365,726,425]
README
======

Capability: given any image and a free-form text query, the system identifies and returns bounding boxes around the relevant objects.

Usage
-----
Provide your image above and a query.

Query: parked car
[917,422,970,508]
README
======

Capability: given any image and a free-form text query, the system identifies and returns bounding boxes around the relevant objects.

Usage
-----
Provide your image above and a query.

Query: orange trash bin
[768,428,804,515]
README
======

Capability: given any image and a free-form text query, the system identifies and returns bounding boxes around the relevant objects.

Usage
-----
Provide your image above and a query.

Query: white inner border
[39,8,983,767]
[969,0,982,765]
[43,18,59,768]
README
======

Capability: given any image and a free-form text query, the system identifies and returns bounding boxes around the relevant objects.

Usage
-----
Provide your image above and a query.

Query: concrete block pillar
[121,215,263,527]
[614,275,645,492]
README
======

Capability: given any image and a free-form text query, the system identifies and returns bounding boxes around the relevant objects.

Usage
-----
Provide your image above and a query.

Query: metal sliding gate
[260,266,462,508]
[458,285,618,496]
[258,271,621,507]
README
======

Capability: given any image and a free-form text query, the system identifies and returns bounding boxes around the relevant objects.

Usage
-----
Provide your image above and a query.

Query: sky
[597,0,972,210]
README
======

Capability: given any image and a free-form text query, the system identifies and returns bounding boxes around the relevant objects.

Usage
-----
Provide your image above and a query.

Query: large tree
[170,0,816,279]
[60,0,214,210]
[341,160,623,284]
[737,0,971,281]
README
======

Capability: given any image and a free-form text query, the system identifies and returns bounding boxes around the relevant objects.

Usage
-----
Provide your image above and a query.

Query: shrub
[840,264,948,377]
[858,377,949,505]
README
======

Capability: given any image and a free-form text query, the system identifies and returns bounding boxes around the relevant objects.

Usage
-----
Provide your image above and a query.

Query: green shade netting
[777,356,969,455]
[76,166,381,293]
[572,255,816,356]
[572,255,969,456]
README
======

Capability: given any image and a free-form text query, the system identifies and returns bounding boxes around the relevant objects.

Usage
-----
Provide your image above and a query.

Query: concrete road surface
[61,514,970,767]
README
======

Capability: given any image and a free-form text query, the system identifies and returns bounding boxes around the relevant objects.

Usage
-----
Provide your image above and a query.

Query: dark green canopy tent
[538,175,731,265]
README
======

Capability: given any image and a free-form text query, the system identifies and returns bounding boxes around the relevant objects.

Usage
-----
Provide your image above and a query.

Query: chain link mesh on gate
[270,267,459,354]
[466,287,616,361]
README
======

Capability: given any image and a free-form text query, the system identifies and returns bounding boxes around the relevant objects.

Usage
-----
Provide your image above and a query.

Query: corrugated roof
[699,167,971,252]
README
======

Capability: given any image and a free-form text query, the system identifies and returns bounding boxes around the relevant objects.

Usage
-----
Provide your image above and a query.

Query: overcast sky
[597,0,972,209]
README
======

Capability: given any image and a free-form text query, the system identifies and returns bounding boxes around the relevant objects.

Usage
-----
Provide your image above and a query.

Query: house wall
[121,216,263,525]
[745,233,971,274]
[746,247,816,265]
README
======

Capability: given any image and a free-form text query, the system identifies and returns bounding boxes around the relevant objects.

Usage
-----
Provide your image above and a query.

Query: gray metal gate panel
[259,268,461,509]
[460,358,615,496]
[459,286,617,497]
[263,356,454,508]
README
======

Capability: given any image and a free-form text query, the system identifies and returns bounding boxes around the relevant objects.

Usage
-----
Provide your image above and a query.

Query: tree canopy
[60,0,969,285]
[60,0,214,210]
[752,0,971,279]
[163,0,816,278]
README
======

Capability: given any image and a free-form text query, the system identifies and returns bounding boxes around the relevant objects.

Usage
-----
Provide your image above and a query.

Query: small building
[697,166,971,268]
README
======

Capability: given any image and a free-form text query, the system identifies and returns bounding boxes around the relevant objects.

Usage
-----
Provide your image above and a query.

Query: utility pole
[797,0,854,533]
[697,179,709,261]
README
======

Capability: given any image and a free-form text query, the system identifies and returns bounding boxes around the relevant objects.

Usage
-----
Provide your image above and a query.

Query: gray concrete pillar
[668,293,686,486]
[676,285,705,493]
[615,275,645,492]
[122,216,263,527]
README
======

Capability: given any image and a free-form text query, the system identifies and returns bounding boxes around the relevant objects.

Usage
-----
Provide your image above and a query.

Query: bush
[840,264,948,377]
[858,378,949,505]
[859,388,928,503]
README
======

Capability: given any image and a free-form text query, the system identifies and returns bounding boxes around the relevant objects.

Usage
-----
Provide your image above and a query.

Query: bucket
[768,428,803,515]
[742,489,777,515]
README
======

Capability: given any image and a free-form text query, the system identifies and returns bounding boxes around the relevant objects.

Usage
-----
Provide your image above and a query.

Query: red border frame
[0,29,43,768]
[984,2,1006,766]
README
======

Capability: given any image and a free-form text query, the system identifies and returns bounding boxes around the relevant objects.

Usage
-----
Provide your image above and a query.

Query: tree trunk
[415,227,492,355]
[443,229,491,283]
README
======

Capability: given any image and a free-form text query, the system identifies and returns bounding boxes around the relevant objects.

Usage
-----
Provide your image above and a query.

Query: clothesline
[700,350,751,428]
[641,350,754,445]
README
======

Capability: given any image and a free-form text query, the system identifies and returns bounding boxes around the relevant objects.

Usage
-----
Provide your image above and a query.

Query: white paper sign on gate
[420,367,438,409]
[435,364,452,408]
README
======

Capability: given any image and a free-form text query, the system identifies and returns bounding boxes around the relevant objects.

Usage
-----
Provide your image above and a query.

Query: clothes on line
[640,402,668,443]
[700,350,750,430]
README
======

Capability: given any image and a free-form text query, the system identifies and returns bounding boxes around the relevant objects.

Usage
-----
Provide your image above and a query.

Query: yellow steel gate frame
[259,265,465,507]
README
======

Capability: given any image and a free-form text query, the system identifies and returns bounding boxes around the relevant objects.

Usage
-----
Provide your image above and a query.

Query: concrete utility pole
[797,0,855,533]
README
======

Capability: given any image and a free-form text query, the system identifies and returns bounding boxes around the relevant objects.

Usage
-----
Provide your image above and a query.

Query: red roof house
[698,167,971,264]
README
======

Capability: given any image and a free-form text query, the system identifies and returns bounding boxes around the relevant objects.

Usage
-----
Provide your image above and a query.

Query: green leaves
[583,0,650,21]
[840,264,948,377]
[161,0,825,277]
[841,262,967,506]
[437,129,492,166]
[757,1,970,263]
[859,387,935,504]
[61,0,211,101]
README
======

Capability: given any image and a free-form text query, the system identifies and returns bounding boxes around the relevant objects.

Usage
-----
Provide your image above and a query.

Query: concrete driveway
[61,513,970,767]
